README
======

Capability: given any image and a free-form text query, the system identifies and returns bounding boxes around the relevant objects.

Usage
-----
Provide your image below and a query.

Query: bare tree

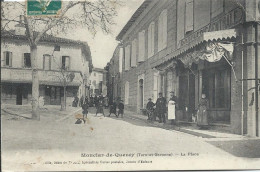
[1,0,121,120]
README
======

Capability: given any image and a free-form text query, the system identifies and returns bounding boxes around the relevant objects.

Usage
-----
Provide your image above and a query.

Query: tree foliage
[1,0,121,45]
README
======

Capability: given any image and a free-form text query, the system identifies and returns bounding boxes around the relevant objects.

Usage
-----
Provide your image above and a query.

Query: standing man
[156,93,167,123]
[117,100,124,118]
[95,96,105,117]
[168,91,178,125]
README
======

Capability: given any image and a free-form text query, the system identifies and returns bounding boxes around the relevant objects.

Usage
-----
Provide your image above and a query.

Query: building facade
[114,0,259,137]
[89,68,107,96]
[105,45,123,104]
[1,28,92,107]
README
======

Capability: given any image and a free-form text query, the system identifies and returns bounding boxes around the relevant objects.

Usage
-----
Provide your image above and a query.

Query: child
[117,100,124,118]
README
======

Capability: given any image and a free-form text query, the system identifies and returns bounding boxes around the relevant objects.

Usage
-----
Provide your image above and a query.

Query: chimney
[15,15,26,36]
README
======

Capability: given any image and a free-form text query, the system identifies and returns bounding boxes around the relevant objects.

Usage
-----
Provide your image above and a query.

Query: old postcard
[1,0,260,171]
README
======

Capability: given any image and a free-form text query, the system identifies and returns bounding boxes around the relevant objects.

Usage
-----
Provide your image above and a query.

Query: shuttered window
[138,30,145,62]
[148,22,155,58]
[158,9,167,51]
[131,39,137,67]
[3,51,12,67]
[177,0,185,48]
[153,72,159,102]
[125,81,129,104]
[119,47,123,73]
[24,53,31,68]
[62,56,70,70]
[124,45,131,71]
[185,0,194,33]
[211,0,224,18]
[43,54,51,70]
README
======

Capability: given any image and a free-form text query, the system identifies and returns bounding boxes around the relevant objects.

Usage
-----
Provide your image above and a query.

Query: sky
[65,0,145,69]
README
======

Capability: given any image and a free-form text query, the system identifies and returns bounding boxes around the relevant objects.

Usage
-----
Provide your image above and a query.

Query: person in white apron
[168,91,178,125]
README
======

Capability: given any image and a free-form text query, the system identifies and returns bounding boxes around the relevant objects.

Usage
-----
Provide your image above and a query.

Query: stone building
[105,45,123,104]
[1,27,92,106]
[89,68,107,96]
[114,0,259,137]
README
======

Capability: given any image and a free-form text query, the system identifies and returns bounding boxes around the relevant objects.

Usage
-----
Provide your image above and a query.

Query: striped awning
[154,29,237,69]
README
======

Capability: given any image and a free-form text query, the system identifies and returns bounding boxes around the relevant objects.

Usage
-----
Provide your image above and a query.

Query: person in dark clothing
[108,100,117,117]
[72,96,79,107]
[82,99,89,123]
[89,95,94,107]
[94,95,98,107]
[156,93,167,123]
[117,100,124,118]
[96,96,105,117]
[146,98,155,120]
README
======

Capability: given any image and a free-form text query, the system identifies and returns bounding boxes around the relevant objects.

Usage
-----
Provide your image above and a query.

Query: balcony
[1,67,82,86]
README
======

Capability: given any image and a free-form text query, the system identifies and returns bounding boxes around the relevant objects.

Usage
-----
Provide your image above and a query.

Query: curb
[124,113,218,138]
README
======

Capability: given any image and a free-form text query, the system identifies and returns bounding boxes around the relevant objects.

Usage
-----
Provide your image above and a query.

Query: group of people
[108,100,125,118]
[89,95,109,108]
[145,91,209,129]
[79,95,125,119]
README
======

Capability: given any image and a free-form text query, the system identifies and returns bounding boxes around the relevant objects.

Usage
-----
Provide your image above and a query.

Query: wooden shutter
[125,45,130,71]
[138,30,145,62]
[211,0,223,18]
[185,0,194,33]
[148,22,155,57]
[158,13,163,51]
[9,52,12,67]
[131,39,137,67]
[177,0,186,48]
[3,52,6,66]
[162,9,167,48]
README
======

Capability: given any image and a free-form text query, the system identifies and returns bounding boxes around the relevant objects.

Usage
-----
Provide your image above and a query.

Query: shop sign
[179,7,243,47]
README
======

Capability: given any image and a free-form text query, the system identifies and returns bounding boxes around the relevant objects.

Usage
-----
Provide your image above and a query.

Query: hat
[159,92,162,95]
[148,98,152,100]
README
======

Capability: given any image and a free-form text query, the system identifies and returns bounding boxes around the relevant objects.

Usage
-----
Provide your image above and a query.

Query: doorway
[179,70,195,122]
[16,85,23,105]
[139,79,144,109]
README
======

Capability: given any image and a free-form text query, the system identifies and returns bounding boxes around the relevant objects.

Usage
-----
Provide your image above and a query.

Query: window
[124,45,131,71]
[43,54,51,70]
[99,74,103,81]
[158,9,167,51]
[185,0,194,33]
[211,0,224,18]
[131,39,137,67]
[148,22,155,58]
[119,48,123,73]
[138,30,145,62]
[24,53,31,68]
[3,51,12,67]
[203,67,230,109]
[153,72,159,102]
[62,56,70,70]
[125,81,129,104]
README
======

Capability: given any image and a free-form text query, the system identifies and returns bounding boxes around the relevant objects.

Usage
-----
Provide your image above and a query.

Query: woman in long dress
[197,94,209,129]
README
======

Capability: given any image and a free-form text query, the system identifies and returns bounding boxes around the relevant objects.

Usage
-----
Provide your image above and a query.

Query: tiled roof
[2,30,83,45]
[116,0,152,41]
[2,30,93,72]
